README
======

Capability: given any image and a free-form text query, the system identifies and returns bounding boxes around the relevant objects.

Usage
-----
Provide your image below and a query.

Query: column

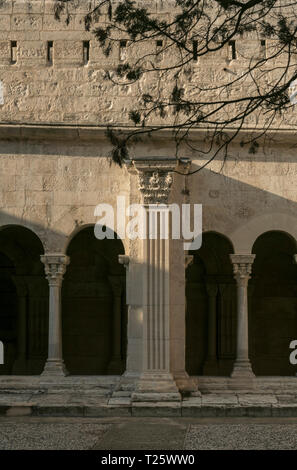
[174,254,198,392]
[11,277,28,374]
[108,275,125,374]
[40,254,70,377]
[230,254,255,379]
[203,283,218,375]
[132,160,181,401]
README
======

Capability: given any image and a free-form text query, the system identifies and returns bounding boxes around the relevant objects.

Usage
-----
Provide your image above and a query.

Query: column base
[230,360,255,391]
[131,371,181,402]
[41,359,68,377]
[174,371,199,394]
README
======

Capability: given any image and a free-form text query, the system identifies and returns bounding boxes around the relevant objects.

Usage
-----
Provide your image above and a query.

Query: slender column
[11,277,28,374]
[203,283,218,375]
[108,275,125,374]
[40,254,70,377]
[230,254,255,379]
[174,254,198,392]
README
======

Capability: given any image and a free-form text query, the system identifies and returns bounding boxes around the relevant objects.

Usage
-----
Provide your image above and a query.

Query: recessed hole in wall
[119,40,127,61]
[229,40,236,60]
[83,40,90,65]
[47,41,53,65]
[11,41,17,64]
[192,40,198,61]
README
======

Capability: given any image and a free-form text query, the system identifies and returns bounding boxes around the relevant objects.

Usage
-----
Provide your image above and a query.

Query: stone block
[6,406,32,416]
[0,16,11,32]
[32,405,84,417]
[132,402,181,417]
[12,15,43,31]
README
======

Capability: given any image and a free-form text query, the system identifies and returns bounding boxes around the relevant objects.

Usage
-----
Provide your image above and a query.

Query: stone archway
[62,226,127,375]
[250,231,297,376]
[186,232,235,376]
[0,225,47,375]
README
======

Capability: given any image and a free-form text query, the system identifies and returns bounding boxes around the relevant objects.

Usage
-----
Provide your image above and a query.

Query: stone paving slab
[201,394,239,405]
[238,394,278,405]
[94,422,188,450]
[132,402,181,417]
[1,392,297,417]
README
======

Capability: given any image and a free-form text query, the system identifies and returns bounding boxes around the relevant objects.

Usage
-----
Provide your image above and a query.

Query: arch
[230,213,297,253]
[0,223,46,254]
[62,225,127,375]
[0,225,48,375]
[249,230,297,376]
[186,231,236,376]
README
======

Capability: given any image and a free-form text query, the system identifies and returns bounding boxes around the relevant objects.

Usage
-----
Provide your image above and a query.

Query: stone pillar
[11,277,28,374]
[108,275,125,374]
[203,283,218,375]
[131,160,181,401]
[40,254,70,377]
[230,254,255,381]
[174,254,198,392]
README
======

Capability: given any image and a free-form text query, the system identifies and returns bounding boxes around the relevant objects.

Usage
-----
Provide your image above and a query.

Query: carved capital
[230,254,255,286]
[118,254,130,269]
[41,254,70,286]
[132,158,176,204]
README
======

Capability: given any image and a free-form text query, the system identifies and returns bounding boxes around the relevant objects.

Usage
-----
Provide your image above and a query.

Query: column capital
[40,254,70,286]
[118,254,130,269]
[230,254,255,286]
[131,158,177,204]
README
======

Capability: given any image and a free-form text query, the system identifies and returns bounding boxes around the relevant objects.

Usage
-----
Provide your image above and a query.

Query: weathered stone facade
[0,1,296,414]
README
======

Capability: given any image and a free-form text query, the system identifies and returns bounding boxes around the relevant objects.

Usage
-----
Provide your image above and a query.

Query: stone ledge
[0,124,296,144]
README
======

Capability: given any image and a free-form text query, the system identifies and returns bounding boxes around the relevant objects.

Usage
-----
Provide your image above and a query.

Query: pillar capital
[131,158,177,204]
[230,254,255,286]
[118,254,130,269]
[41,254,70,286]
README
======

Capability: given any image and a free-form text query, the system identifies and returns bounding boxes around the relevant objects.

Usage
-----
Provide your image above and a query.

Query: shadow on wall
[186,159,297,377]
[0,153,296,378]
[0,215,127,376]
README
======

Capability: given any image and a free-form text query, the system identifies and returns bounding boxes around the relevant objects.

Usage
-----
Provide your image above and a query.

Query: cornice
[0,123,296,145]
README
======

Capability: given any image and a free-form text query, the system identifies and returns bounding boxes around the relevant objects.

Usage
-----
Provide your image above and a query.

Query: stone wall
[0,1,295,127]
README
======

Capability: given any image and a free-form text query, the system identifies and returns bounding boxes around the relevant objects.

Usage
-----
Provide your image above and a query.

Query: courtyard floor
[0,416,297,450]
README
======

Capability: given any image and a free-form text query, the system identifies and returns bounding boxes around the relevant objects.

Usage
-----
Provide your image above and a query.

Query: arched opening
[62,226,127,375]
[0,226,47,375]
[186,232,235,376]
[250,231,297,375]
